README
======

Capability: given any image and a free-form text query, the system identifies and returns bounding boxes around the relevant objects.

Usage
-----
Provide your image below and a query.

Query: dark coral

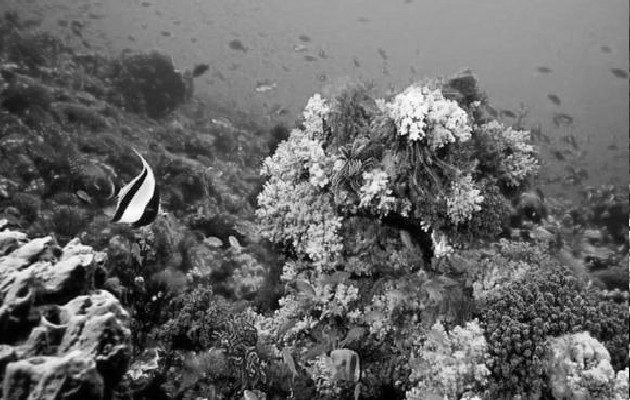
[111,51,187,119]
[481,264,629,398]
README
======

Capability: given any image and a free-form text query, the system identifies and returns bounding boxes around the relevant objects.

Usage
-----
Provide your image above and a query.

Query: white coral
[303,93,330,139]
[446,174,484,225]
[387,85,472,149]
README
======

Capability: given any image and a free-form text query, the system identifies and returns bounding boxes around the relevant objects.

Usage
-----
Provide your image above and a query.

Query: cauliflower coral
[386,85,472,148]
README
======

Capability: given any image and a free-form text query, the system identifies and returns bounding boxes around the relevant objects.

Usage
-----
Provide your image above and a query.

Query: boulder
[0,231,130,399]
[2,350,104,400]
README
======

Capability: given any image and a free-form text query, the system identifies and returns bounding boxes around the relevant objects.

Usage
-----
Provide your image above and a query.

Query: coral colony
[0,14,627,400]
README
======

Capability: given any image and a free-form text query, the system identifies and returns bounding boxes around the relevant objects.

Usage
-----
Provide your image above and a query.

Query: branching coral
[475,121,539,189]
[406,320,490,400]
[445,173,484,226]
[386,85,472,147]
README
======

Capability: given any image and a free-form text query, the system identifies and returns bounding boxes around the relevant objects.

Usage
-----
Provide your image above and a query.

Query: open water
[2,0,628,197]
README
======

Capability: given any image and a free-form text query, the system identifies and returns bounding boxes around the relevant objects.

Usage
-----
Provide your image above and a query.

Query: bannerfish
[112,150,160,227]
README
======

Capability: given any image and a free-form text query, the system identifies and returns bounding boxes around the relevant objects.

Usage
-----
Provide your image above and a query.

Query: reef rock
[0,230,131,399]
[3,351,103,400]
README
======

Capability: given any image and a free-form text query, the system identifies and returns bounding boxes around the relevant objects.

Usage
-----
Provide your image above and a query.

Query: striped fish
[112,149,160,227]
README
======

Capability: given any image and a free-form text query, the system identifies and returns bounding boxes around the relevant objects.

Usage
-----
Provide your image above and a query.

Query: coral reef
[0,13,628,400]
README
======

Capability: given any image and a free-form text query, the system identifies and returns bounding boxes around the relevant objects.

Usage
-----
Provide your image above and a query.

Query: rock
[3,350,104,400]
[0,230,28,256]
[0,234,107,344]
[2,236,56,266]
[0,344,17,383]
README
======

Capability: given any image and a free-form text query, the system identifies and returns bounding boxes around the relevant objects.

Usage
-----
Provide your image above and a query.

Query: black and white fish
[112,150,160,227]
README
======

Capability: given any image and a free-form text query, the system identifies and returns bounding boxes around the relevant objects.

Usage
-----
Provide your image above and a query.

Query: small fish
[377,47,388,60]
[561,134,579,149]
[500,109,516,118]
[127,34,136,42]
[551,150,566,161]
[318,48,327,59]
[160,31,172,37]
[547,94,561,106]
[210,117,233,129]
[304,55,317,62]
[76,190,92,204]
[192,63,210,77]
[112,150,160,228]
[255,81,277,92]
[298,34,311,43]
[600,45,611,54]
[70,20,83,37]
[228,39,247,52]
[536,66,552,73]
[212,69,225,81]
[57,19,68,27]
[172,20,181,26]
[357,16,369,23]
[485,105,498,118]
[190,37,198,43]
[22,19,42,28]
[607,144,619,151]
[353,56,361,67]
[140,1,151,7]
[609,68,629,79]
[293,44,308,53]
[552,112,574,128]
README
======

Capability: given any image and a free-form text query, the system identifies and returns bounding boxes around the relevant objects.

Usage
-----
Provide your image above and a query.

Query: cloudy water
[3,0,628,197]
